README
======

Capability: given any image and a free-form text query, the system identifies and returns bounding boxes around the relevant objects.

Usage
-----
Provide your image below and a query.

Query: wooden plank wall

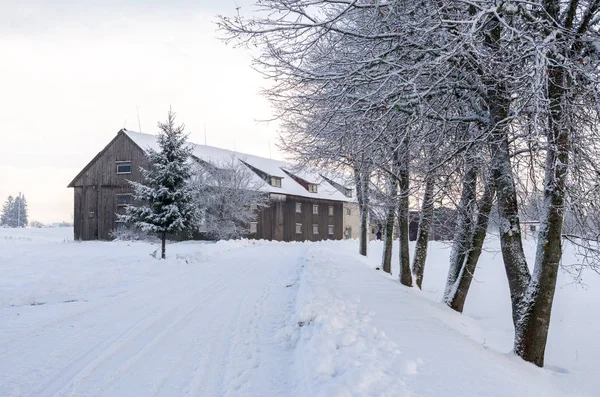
[254,195,344,242]
[72,133,148,240]
[73,187,83,240]
[70,132,149,188]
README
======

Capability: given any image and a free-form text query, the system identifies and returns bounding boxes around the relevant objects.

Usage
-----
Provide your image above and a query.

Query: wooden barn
[68,129,359,241]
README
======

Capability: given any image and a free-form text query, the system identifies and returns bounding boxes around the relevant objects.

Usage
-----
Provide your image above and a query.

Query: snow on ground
[330,236,600,397]
[1,227,598,396]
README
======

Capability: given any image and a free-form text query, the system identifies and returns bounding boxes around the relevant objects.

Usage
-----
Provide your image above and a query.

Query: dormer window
[270,176,282,187]
[116,161,132,174]
[308,183,318,193]
[344,188,353,198]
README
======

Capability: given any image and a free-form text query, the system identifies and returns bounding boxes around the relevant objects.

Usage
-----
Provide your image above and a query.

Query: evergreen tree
[120,109,199,259]
[1,195,15,227]
[12,193,28,227]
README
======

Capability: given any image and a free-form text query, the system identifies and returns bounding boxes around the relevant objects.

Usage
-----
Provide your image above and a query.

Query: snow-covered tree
[219,0,600,367]
[191,155,269,240]
[120,109,199,259]
[13,194,28,227]
[1,196,14,227]
[1,193,28,227]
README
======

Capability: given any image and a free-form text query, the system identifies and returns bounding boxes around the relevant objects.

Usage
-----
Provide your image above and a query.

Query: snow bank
[283,245,411,397]
[327,237,599,397]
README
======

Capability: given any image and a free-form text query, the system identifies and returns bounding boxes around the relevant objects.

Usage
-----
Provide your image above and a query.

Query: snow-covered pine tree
[1,195,15,227]
[120,109,199,259]
[12,193,28,227]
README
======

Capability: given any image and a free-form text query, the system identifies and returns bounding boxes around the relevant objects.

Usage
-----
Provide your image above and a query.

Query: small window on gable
[116,194,133,206]
[328,206,334,216]
[345,188,353,198]
[346,208,351,216]
[313,204,319,214]
[295,223,302,234]
[313,224,319,235]
[328,225,334,235]
[250,222,258,233]
[116,161,132,174]
[271,176,282,187]
[308,184,318,193]
[296,202,302,213]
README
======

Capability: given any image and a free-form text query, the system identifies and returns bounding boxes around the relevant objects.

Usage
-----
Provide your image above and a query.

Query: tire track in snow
[38,260,258,397]
[1,247,256,397]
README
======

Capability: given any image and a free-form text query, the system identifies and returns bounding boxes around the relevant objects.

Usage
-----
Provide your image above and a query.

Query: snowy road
[1,244,307,397]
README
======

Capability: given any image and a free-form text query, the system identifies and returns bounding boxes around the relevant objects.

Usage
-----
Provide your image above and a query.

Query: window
[296,202,302,213]
[271,177,282,187]
[530,225,537,232]
[116,194,133,206]
[345,188,353,198]
[250,222,258,233]
[313,224,319,234]
[116,161,132,174]
[328,206,334,216]
[313,204,319,214]
[308,184,318,193]
[328,225,334,235]
[346,208,351,216]
[296,223,302,234]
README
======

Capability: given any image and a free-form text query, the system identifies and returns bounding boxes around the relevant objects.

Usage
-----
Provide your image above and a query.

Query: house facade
[68,129,359,242]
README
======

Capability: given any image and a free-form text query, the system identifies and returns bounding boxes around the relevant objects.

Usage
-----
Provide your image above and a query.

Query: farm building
[68,129,359,241]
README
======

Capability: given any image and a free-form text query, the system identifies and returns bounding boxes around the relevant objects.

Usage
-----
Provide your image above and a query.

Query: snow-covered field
[1,227,598,396]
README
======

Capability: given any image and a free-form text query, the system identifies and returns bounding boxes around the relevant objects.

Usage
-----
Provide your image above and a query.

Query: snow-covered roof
[124,130,355,203]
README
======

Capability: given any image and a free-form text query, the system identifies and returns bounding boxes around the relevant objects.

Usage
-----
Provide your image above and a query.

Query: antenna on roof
[136,105,142,133]
[204,122,207,145]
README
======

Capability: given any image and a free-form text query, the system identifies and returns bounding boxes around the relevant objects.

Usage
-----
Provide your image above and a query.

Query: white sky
[0,0,280,224]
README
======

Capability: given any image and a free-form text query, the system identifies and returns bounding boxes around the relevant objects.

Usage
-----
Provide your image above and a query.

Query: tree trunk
[444,155,478,301]
[447,181,494,312]
[411,175,435,289]
[514,64,569,367]
[161,232,167,259]
[489,116,531,327]
[355,164,369,256]
[397,137,412,287]
[483,16,530,328]
[381,175,397,274]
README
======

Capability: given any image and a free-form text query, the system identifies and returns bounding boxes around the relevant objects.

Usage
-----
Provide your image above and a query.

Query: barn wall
[74,187,83,240]
[254,195,344,242]
[70,132,148,188]
[71,132,146,240]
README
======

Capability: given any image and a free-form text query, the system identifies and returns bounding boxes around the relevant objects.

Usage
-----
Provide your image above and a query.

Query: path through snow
[1,244,307,397]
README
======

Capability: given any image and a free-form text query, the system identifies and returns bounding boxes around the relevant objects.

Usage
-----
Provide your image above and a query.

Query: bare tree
[191,155,269,240]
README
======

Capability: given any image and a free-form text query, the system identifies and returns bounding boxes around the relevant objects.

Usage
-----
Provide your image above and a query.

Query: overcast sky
[0,0,279,224]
